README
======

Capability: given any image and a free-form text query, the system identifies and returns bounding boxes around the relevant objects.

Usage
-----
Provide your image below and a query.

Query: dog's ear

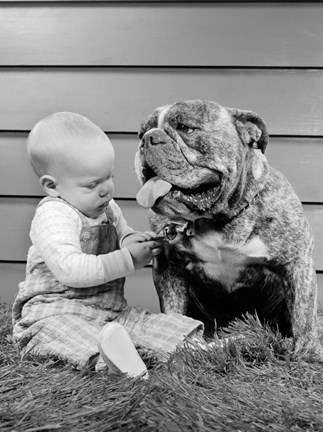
[138,105,170,139]
[228,108,269,154]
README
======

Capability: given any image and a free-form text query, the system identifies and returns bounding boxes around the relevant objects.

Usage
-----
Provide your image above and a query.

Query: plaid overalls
[12,198,203,368]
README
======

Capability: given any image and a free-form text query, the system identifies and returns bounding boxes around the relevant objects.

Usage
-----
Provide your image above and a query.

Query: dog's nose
[143,129,165,146]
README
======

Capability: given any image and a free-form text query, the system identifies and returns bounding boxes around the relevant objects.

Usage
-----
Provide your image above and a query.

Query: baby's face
[55,134,115,219]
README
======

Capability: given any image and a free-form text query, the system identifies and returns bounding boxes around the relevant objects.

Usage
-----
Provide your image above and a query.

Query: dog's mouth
[136,165,221,211]
[172,181,221,211]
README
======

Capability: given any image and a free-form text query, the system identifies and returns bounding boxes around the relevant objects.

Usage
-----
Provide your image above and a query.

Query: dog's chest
[183,230,269,291]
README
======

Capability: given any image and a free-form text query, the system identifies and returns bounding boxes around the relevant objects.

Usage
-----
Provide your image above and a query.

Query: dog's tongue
[136,176,172,208]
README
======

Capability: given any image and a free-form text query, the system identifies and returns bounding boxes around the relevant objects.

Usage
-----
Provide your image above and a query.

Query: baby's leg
[116,307,204,361]
[19,315,101,369]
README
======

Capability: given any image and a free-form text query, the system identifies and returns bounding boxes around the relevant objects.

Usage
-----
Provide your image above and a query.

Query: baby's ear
[228,108,269,154]
[39,175,59,197]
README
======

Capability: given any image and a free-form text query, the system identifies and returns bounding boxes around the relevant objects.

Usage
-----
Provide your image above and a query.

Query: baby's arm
[31,202,135,288]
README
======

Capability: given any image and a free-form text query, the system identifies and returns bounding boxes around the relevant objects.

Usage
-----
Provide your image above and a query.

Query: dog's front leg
[285,256,323,362]
[152,248,189,315]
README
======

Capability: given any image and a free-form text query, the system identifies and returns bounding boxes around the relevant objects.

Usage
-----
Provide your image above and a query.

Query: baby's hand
[126,235,165,270]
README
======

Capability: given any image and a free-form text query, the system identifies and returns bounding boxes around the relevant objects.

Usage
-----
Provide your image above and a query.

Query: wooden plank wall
[1,1,323,309]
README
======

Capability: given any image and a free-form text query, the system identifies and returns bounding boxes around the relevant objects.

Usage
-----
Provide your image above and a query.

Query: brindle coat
[135,100,323,361]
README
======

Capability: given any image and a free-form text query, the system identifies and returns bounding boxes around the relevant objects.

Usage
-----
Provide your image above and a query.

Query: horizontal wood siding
[2,133,323,202]
[0,133,141,199]
[1,1,323,305]
[1,69,323,135]
[1,262,322,308]
[0,4,323,67]
[1,198,323,271]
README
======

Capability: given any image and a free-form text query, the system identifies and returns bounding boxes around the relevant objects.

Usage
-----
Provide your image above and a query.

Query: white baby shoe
[97,322,148,379]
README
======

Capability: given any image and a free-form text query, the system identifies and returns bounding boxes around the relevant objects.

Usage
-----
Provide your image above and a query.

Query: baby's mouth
[99,201,109,210]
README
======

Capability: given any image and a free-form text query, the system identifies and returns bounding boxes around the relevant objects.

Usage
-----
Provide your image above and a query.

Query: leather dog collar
[157,192,260,242]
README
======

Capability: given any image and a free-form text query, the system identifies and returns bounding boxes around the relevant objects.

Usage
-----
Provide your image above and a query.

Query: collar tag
[160,220,195,242]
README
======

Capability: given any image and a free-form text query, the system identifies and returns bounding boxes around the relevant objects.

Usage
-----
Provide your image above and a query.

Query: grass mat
[1,302,323,432]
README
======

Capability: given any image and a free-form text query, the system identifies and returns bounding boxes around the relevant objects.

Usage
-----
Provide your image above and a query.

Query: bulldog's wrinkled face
[135,100,265,217]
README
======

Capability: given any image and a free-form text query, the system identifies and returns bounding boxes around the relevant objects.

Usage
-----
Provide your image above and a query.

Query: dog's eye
[177,123,195,134]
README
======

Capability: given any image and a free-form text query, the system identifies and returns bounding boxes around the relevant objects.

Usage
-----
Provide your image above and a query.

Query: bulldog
[135,99,323,361]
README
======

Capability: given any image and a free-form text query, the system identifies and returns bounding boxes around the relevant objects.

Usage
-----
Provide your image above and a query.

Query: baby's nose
[99,180,112,196]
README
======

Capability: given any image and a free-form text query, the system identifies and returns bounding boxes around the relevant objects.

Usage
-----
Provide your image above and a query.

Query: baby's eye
[86,183,97,189]
[176,123,195,134]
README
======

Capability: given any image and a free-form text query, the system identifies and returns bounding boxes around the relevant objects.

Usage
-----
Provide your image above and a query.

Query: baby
[12,112,206,378]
